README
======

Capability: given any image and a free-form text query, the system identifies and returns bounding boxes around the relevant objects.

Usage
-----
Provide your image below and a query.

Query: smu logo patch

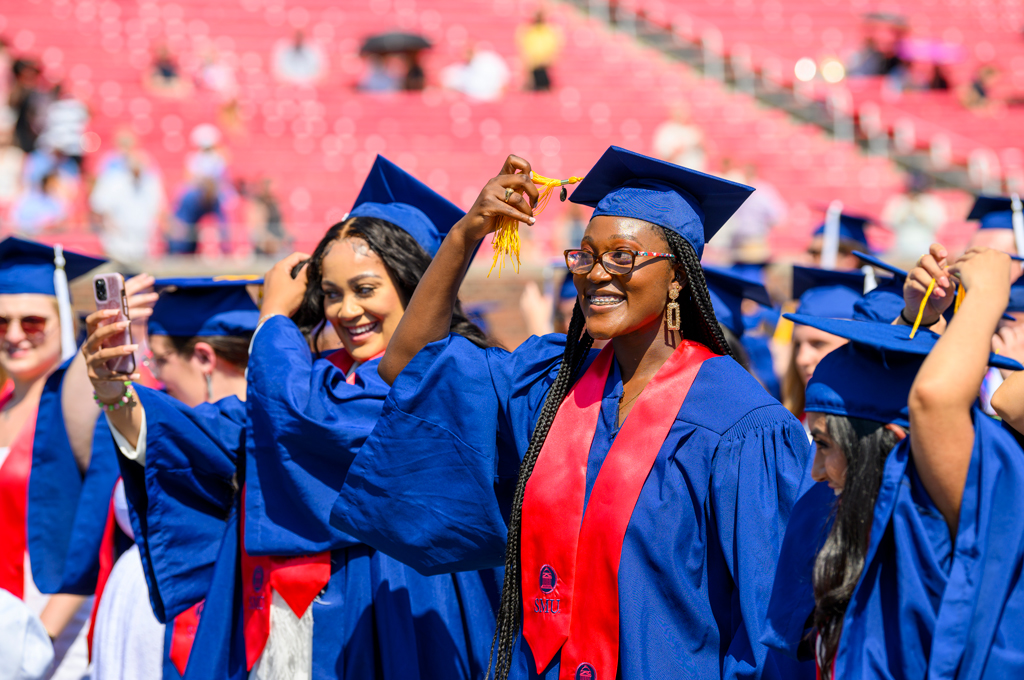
[576,663,596,680]
[252,566,265,591]
[539,565,557,593]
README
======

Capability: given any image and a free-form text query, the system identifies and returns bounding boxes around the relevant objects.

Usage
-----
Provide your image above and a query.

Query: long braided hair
[487,224,731,679]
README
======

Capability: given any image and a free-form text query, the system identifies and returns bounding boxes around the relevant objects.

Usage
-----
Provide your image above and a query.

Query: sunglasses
[564,249,675,276]
[0,315,49,343]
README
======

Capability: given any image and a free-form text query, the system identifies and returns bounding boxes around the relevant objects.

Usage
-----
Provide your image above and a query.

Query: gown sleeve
[244,316,390,555]
[117,386,245,623]
[331,333,569,576]
[27,359,120,595]
[761,480,835,660]
[709,402,811,680]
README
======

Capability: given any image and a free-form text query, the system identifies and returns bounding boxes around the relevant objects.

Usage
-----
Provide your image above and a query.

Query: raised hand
[83,308,140,402]
[454,155,539,243]
[902,243,955,326]
[261,251,312,319]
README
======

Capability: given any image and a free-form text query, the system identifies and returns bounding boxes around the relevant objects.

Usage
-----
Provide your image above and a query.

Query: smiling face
[574,215,680,341]
[808,411,848,494]
[0,294,62,385]
[320,236,405,362]
[793,324,848,385]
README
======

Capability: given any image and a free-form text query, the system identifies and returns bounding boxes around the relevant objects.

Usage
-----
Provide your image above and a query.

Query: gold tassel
[488,172,585,278]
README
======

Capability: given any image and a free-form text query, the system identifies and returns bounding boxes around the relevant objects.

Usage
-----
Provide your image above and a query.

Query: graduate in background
[806,211,874,271]
[0,237,105,680]
[965,195,1024,259]
[32,274,243,680]
[332,147,811,680]
[765,247,1024,678]
[241,154,499,680]
[780,267,865,420]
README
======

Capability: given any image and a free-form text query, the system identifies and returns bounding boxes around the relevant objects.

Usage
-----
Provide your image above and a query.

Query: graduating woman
[85,156,500,680]
[331,147,811,680]
[0,237,105,680]
[764,246,1024,678]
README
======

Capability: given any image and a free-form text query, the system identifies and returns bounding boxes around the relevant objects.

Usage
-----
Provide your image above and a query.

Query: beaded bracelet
[93,380,136,411]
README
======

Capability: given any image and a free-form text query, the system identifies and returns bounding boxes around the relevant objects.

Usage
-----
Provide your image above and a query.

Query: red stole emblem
[0,397,37,600]
[520,341,716,679]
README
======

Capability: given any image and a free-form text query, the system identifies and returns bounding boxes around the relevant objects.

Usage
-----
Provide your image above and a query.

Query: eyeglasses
[564,249,675,276]
[0,315,49,343]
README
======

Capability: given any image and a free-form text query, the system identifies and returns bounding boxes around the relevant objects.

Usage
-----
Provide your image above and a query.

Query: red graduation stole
[86,491,117,657]
[238,347,379,670]
[0,397,36,600]
[520,340,716,680]
[168,601,204,674]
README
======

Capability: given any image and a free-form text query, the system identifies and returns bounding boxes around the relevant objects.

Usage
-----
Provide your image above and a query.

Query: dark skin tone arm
[378,155,539,384]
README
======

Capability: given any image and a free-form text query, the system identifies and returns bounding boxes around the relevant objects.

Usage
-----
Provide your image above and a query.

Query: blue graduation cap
[703,264,772,338]
[149,276,262,338]
[812,212,872,248]
[786,314,1022,427]
[0,237,105,296]
[792,265,866,319]
[0,237,106,360]
[559,271,577,301]
[569,146,754,259]
[349,155,466,257]
[852,251,907,323]
[967,195,1016,230]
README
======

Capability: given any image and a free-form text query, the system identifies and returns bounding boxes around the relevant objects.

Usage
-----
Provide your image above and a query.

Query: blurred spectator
[0,38,11,106]
[9,171,66,234]
[928,64,951,91]
[882,172,947,262]
[0,113,24,208]
[195,50,237,100]
[441,45,510,101]
[517,11,563,92]
[402,52,425,91]
[652,104,706,172]
[359,54,400,92]
[846,36,886,77]
[716,162,786,258]
[167,178,225,255]
[186,124,227,183]
[241,178,287,257]
[96,128,141,174]
[90,152,165,262]
[22,144,80,206]
[9,59,45,152]
[562,203,586,250]
[38,82,89,167]
[273,30,325,85]
[148,44,188,96]
[961,65,999,111]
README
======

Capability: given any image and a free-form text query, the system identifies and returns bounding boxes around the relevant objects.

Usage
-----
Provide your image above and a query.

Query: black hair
[291,216,489,352]
[487,224,731,679]
[813,414,902,677]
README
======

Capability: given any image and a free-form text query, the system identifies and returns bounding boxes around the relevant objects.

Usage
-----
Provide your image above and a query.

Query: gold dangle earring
[666,282,682,332]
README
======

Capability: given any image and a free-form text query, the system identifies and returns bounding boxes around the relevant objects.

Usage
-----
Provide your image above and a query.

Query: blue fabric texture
[833,408,1024,679]
[148,278,261,338]
[27,358,121,594]
[333,332,811,679]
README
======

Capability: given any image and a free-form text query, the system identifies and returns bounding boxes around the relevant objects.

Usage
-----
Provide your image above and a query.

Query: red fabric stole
[237,346,378,670]
[520,341,717,680]
[0,392,37,600]
[169,601,204,675]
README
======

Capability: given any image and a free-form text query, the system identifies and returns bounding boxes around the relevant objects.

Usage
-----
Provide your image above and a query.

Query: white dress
[90,481,165,680]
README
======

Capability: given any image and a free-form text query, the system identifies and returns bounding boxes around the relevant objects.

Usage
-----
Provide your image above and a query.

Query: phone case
[93,273,136,375]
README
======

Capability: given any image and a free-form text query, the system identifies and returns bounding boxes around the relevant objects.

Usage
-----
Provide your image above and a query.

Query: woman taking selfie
[331,147,811,680]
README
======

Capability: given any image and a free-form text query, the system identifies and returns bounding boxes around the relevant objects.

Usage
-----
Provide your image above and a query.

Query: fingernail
[529,217,536,224]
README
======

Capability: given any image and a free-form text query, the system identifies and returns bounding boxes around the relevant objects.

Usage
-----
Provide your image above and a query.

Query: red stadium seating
[4,0,968,259]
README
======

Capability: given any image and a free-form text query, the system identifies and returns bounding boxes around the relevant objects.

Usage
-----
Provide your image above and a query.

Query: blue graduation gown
[242,316,500,680]
[332,333,811,679]
[117,385,244,623]
[28,358,122,595]
[833,408,1024,679]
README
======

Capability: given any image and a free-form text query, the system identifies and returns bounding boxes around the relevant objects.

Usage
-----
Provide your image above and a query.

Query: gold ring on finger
[504,187,514,202]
